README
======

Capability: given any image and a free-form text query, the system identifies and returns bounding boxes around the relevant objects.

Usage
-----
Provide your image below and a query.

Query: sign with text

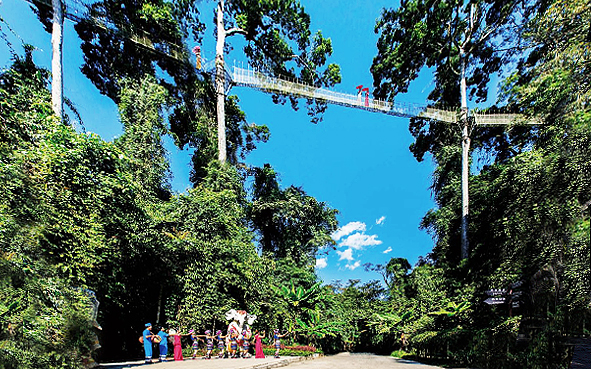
[484,297,507,305]
[486,289,507,296]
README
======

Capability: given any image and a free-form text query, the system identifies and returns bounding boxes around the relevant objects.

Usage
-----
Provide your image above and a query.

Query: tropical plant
[274,280,325,333]
[368,311,413,348]
[428,301,471,318]
[296,310,343,347]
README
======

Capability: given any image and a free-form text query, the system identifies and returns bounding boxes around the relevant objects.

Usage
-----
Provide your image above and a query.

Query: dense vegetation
[1,0,589,368]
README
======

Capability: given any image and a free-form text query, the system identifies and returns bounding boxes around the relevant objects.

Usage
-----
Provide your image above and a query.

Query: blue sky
[1,0,441,285]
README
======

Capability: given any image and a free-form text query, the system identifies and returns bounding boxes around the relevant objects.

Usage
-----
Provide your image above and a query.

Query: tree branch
[477,2,519,44]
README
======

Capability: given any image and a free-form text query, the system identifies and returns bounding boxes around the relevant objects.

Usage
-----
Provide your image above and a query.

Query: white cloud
[383,247,392,254]
[376,216,386,225]
[315,258,328,269]
[345,261,361,270]
[331,221,366,241]
[340,233,382,250]
[336,248,354,261]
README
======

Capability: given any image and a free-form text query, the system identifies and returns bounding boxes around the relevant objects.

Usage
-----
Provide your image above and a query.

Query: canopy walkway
[25,0,188,61]
[232,65,534,126]
[232,65,458,123]
[26,0,534,127]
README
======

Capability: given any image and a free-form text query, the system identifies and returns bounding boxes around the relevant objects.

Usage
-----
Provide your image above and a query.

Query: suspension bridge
[25,0,188,61]
[231,64,458,122]
[231,64,533,126]
[24,0,532,127]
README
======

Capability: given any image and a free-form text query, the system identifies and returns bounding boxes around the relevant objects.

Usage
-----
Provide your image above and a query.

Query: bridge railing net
[232,66,458,122]
[28,0,188,61]
[473,113,536,126]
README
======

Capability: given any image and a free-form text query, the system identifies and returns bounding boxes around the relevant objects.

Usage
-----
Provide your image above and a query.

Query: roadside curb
[97,354,322,369]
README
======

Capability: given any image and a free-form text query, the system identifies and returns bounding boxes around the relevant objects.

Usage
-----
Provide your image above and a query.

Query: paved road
[100,355,314,369]
[286,353,445,369]
[99,352,446,369]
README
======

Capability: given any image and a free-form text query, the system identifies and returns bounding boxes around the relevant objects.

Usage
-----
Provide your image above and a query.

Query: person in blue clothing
[157,327,169,362]
[229,329,239,358]
[190,330,202,359]
[142,323,156,364]
[273,329,288,358]
[193,330,215,359]
[216,330,226,358]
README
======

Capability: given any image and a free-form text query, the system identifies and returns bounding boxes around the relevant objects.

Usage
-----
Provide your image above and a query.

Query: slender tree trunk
[216,0,227,163]
[51,0,64,119]
[156,284,163,324]
[459,48,470,260]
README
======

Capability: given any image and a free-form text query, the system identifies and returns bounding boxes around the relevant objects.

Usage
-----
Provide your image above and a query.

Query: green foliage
[60,0,340,182]
[274,280,328,338]
[0,46,283,363]
[0,52,102,364]
[366,257,412,299]
[368,0,591,368]
[249,164,338,267]
[4,0,589,367]
[160,174,270,329]
[368,311,412,344]
[296,312,343,341]
[116,75,171,200]
[0,253,96,369]
[319,280,390,353]
[229,0,341,123]
[371,0,522,111]
[428,301,471,318]
[71,0,190,102]
[390,349,410,358]
[276,281,323,309]
[0,45,53,148]
[0,8,343,366]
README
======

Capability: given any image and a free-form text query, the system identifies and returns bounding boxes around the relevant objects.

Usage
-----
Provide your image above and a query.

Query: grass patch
[390,350,410,358]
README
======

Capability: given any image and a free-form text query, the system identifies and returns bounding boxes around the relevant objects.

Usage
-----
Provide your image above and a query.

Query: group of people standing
[142,323,288,364]
[141,323,186,363]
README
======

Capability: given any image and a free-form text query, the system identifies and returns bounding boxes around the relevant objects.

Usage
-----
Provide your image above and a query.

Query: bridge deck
[232,66,458,123]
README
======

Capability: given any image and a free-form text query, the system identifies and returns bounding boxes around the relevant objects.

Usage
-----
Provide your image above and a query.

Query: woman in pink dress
[169,329,185,361]
[254,330,265,358]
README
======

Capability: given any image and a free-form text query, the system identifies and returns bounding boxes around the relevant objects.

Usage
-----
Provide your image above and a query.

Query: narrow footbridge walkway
[232,65,457,123]
[232,65,531,126]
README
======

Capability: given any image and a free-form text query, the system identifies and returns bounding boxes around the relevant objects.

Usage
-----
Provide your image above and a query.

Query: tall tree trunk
[216,0,227,163]
[51,0,64,119]
[459,48,470,260]
[156,284,163,324]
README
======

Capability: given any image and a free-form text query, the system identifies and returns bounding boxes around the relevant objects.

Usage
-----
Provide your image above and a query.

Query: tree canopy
[1,0,589,368]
